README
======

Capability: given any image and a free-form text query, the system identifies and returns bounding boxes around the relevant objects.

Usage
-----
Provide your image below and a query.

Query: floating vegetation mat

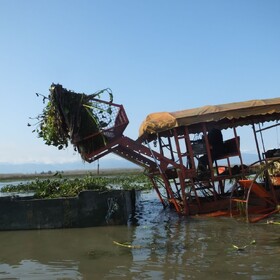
[1,173,152,199]
[29,84,114,161]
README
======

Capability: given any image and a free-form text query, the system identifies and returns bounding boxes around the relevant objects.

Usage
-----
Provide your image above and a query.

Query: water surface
[0,190,280,279]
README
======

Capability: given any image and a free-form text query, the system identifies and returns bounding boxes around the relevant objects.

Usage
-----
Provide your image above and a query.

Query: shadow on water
[0,189,280,279]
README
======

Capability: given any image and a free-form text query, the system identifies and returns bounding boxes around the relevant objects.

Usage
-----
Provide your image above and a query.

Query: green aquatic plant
[113,241,142,249]
[28,84,114,160]
[266,220,280,225]
[1,173,152,199]
[231,240,256,251]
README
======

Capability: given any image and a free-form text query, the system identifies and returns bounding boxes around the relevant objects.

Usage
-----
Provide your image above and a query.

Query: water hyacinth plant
[1,173,153,199]
[28,84,114,160]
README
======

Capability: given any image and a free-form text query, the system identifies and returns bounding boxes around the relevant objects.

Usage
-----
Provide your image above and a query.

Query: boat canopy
[139,97,280,139]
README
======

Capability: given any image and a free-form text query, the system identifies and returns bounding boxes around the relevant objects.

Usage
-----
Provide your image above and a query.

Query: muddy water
[0,190,280,279]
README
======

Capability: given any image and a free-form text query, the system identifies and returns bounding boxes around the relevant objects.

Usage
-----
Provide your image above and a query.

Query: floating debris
[231,240,256,251]
[266,220,280,225]
[113,241,142,249]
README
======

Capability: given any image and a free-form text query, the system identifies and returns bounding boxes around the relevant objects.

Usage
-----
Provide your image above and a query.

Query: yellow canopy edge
[139,97,280,137]
[139,112,177,136]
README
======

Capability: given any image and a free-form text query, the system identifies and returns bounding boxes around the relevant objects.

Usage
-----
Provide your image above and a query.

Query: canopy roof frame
[138,97,280,141]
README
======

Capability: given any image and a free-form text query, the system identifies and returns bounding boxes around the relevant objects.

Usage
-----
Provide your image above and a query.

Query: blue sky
[0,0,280,172]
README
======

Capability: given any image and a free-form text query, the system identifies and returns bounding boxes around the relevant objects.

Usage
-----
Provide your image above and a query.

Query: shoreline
[0,167,144,181]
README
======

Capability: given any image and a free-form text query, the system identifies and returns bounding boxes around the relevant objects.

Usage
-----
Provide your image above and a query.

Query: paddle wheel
[230,158,280,222]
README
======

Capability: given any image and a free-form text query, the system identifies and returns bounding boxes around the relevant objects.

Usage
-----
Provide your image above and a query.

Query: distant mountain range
[0,153,259,175]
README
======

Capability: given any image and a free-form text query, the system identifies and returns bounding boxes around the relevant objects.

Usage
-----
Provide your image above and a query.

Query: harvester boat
[41,85,280,223]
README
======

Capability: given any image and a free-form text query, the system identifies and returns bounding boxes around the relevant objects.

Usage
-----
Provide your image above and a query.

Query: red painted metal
[73,98,280,222]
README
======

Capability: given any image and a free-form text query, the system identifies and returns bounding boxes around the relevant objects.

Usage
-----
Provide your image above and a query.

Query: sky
[0,0,280,173]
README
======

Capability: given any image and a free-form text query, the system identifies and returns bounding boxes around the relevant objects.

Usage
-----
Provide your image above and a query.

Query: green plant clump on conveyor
[28,84,113,161]
[1,173,152,199]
